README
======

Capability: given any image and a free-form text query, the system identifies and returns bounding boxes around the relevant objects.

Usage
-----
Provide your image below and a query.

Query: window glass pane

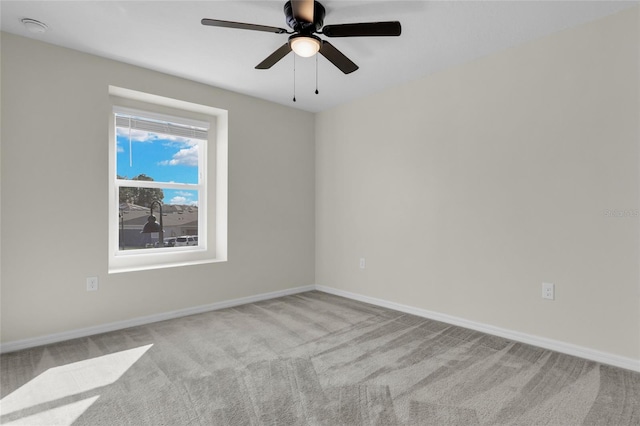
[116,116,202,185]
[118,187,199,250]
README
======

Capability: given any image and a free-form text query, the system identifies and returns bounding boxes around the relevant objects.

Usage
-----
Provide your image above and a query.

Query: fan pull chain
[292,54,296,102]
[315,54,319,95]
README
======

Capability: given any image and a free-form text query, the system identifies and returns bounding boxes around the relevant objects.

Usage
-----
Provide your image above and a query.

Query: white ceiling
[1,1,637,112]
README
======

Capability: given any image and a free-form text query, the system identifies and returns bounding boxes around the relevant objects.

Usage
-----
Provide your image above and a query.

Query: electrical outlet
[87,276,99,292]
[359,258,366,269]
[542,282,554,300]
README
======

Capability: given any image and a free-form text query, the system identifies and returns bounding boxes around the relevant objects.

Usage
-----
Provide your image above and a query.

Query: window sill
[108,257,227,274]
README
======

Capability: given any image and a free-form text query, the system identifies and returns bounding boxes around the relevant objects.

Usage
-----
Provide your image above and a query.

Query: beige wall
[2,8,639,363]
[1,34,315,343]
[316,8,640,359]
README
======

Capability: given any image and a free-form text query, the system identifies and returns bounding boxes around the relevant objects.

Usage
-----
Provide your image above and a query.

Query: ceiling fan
[201,0,401,74]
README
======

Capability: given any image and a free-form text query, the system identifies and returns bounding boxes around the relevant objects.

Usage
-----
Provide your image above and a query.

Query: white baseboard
[315,285,640,373]
[3,283,639,373]
[0,285,315,354]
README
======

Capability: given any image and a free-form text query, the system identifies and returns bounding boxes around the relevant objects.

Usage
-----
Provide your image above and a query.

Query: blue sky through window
[116,129,201,206]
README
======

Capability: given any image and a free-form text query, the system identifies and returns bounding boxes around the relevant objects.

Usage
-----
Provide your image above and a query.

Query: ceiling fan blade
[291,0,314,23]
[319,41,358,74]
[255,43,292,69]
[322,21,401,37]
[201,18,288,34]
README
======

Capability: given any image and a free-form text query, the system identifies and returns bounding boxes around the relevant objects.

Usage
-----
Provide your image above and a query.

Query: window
[115,108,206,249]
[108,87,228,273]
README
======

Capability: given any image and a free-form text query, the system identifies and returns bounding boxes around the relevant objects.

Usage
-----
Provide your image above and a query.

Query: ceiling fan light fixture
[289,34,321,57]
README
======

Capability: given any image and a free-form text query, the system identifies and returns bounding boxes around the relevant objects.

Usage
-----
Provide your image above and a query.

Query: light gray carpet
[1,291,639,425]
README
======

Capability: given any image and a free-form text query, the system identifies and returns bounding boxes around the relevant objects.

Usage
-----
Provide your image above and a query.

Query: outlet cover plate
[542,282,554,300]
[87,276,99,292]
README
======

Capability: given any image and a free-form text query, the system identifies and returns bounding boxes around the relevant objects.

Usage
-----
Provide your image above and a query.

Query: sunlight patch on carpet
[0,344,152,424]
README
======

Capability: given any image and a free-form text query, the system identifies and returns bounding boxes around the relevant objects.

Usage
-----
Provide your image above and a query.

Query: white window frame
[108,86,228,273]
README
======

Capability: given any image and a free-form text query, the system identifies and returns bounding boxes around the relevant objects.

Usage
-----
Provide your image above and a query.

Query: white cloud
[116,128,156,142]
[169,196,198,206]
[169,196,187,205]
[163,139,199,148]
[158,145,199,167]
[116,128,193,145]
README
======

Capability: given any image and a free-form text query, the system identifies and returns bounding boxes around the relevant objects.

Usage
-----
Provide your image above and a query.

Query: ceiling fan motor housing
[284,0,325,33]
